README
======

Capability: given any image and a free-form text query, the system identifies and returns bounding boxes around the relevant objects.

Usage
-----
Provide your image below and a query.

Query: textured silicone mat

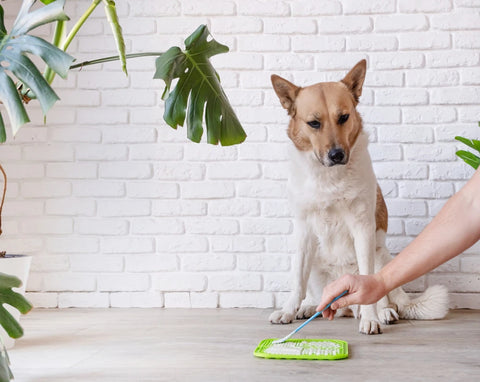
[253,338,348,360]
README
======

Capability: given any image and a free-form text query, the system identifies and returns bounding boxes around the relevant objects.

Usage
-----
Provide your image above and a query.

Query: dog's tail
[391,284,449,320]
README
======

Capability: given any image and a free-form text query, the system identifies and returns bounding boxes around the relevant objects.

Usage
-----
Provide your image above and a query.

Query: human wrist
[373,272,390,298]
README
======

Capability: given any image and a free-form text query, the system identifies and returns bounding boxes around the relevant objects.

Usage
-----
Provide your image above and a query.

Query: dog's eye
[338,114,349,125]
[307,120,321,129]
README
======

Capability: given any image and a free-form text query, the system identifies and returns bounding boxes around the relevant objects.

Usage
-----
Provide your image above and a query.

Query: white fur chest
[288,132,376,265]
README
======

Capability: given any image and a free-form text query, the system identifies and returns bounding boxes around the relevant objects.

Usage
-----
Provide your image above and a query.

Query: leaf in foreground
[154,24,246,146]
[0,0,74,142]
[0,272,33,339]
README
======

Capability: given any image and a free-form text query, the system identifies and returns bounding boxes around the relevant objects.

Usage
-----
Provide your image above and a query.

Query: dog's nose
[328,148,345,164]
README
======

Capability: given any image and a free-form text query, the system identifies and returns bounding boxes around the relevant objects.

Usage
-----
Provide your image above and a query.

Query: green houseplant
[455,124,480,169]
[0,0,246,380]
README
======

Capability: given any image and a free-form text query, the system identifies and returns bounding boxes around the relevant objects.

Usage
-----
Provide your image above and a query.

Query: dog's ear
[271,75,300,115]
[341,59,367,104]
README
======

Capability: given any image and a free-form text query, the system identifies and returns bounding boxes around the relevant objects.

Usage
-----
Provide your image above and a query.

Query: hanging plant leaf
[154,25,246,146]
[103,0,127,75]
[0,0,75,142]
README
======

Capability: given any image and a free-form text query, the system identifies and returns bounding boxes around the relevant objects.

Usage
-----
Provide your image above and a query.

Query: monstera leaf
[0,273,32,339]
[0,273,32,382]
[0,0,75,142]
[154,25,246,146]
[0,345,13,382]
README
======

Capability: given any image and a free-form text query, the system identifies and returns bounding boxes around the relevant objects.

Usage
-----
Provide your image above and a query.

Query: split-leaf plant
[0,1,246,381]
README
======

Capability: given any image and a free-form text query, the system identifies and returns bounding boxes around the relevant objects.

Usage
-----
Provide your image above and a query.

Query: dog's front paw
[269,310,295,324]
[359,319,382,335]
[378,305,399,325]
[296,305,317,320]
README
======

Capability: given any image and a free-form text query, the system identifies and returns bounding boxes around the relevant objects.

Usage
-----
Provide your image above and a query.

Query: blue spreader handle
[292,290,348,335]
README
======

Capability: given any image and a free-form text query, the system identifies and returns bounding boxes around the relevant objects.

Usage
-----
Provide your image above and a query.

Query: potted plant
[0,1,246,380]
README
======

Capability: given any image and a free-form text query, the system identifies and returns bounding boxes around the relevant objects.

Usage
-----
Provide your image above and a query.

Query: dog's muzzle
[327,148,347,166]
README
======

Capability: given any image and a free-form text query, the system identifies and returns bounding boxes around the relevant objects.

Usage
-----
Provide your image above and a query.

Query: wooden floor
[9,308,480,381]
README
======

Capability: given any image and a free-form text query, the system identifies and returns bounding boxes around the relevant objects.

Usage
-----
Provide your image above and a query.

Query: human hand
[316,273,388,320]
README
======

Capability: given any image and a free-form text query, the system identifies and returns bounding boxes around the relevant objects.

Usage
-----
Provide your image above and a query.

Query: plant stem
[44,19,67,85]
[62,0,101,52]
[69,52,163,70]
[45,0,102,87]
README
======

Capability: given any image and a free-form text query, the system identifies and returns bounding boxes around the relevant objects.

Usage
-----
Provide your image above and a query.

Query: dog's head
[271,60,367,167]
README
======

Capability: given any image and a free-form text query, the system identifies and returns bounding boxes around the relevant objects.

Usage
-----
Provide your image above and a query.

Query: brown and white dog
[269,60,448,334]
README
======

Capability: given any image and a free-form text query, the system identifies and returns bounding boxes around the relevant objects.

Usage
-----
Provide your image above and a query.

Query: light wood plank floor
[9,308,480,381]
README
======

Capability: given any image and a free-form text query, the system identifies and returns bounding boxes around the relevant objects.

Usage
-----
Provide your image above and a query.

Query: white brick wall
[1,0,480,309]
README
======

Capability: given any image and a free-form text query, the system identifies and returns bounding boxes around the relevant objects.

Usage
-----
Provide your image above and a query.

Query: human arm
[317,167,480,319]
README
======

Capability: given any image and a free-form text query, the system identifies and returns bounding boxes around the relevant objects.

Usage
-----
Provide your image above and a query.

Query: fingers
[316,274,353,313]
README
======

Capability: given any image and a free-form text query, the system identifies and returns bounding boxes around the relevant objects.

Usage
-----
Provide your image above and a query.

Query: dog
[268,60,448,334]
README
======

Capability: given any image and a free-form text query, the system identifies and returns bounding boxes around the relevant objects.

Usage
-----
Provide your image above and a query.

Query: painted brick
[375,15,428,32]
[207,162,261,180]
[70,255,124,272]
[454,31,480,49]
[292,36,345,52]
[209,274,262,291]
[153,273,206,292]
[21,181,71,198]
[102,237,155,254]
[210,236,265,253]
[45,199,96,216]
[98,200,151,217]
[238,254,290,272]
[181,182,235,199]
[426,51,479,68]
[75,218,129,235]
[154,163,205,181]
[399,0,452,12]
[208,200,261,217]
[347,35,397,52]
[375,89,428,106]
[219,292,273,308]
[152,200,207,217]
[264,18,316,34]
[157,235,209,253]
[181,254,236,272]
[185,218,239,235]
[125,254,178,272]
[402,107,457,124]
[73,181,125,197]
[431,88,480,105]
[75,144,128,161]
[211,17,263,34]
[238,1,290,16]
[405,69,460,87]
[399,32,451,50]
[373,163,428,180]
[399,181,454,199]
[343,0,395,14]
[59,293,109,308]
[98,274,150,292]
[317,16,372,34]
[290,1,341,16]
[110,292,164,308]
[46,237,99,254]
[432,13,480,31]
[99,163,152,179]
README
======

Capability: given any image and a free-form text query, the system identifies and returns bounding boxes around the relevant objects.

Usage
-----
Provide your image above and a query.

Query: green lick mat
[253,339,348,360]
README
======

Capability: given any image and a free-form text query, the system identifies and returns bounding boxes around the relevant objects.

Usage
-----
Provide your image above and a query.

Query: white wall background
[1,0,480,309]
